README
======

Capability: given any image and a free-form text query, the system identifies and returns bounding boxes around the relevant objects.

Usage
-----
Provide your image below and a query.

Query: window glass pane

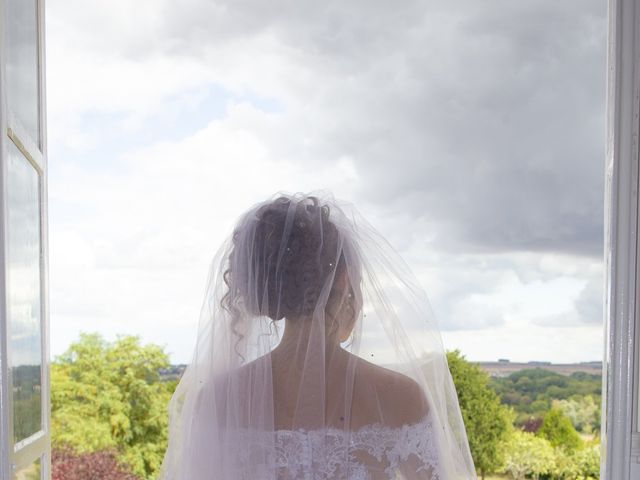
[6,0,40,145]
[13,457,41,480]
[7,141,43,442]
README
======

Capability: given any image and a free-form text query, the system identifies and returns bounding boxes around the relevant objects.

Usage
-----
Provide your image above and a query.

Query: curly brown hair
[221,195,346,325]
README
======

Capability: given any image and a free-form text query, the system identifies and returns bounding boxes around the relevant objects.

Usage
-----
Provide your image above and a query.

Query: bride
[159,192,477,479]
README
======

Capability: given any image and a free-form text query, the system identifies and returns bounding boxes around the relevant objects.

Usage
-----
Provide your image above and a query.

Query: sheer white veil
[159,192,476,479]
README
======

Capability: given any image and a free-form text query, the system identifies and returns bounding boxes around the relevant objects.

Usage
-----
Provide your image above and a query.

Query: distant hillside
[477,360,602,378]
[159,364,187,381]
[160,360,604,382]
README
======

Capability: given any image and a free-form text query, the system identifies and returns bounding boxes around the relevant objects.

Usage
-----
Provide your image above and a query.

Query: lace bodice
[230,414,442,480]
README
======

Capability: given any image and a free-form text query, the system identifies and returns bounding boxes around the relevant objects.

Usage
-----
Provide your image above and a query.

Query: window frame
[603,0,640,477]
[0,0,50,478]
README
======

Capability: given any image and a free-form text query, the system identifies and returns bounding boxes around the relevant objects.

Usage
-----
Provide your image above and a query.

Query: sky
[46,0,607,365]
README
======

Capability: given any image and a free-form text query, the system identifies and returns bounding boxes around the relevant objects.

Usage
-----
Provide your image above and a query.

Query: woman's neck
[271,317,347,368]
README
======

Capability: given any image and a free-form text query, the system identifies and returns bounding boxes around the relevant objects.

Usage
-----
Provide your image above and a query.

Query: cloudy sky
[46,0,607,364]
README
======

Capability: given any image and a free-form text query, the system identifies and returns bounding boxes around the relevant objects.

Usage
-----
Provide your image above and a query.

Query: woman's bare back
[270,349,429,431]
[349,356,430,429]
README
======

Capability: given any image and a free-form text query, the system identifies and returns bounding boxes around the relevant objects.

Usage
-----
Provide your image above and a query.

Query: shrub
[574,442,601,479]
[52,448,140,480]
[500,430,555,480]
[521,416,544,433]
[538,408,583,453]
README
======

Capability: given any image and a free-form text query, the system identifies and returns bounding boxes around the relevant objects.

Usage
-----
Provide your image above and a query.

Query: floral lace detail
[230,414,441,479]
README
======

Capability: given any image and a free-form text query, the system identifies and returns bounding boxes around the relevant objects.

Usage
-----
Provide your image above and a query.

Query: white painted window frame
[602,0,640,478]
[0,0,50,478]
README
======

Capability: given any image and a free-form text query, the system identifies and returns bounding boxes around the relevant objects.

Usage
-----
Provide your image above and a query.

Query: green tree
[538,407,583,454]
[553,395,600,434]
[447,350,511,479]
[552,447,584,479]
[51,333,172,479]
[500,430,556,480]
[491,368,601,425]
[574,442,601,479]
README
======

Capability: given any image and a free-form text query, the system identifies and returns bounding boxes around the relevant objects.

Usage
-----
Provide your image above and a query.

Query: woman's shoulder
[353,356,430,427]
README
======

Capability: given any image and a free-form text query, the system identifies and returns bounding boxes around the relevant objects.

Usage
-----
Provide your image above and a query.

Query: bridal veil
[159,192,476,479]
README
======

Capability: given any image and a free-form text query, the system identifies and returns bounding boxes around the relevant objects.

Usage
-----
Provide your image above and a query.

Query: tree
[538,407,583,454]
[500,430,556,480]
[553,395,600,434]
[51,333,173,479]
[490,368,601,423]
[552,447,582,479]
[574,442,601,479]
[446,350,511,479]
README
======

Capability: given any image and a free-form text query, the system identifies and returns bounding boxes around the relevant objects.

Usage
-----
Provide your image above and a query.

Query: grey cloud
[161,0,607,257]
[60,0,607,258]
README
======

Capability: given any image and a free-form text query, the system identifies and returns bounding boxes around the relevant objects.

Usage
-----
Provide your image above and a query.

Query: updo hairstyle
[223,195,347,322]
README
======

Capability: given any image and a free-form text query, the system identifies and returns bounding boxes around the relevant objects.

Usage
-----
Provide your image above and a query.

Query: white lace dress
[230,414,442,480]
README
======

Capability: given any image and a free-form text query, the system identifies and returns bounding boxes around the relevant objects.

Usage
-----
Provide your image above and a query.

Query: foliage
[14,458,41,480]
[521,416,544,433]
[447,350,511,479]
[538,408,583,454]
[48,334,599,480]
[501,432,600,480]
[573,442,601,480]
[553,448,582,479]
[552,442,600,480]
[553,396,600,434]
[483,367,602,480]
[500,430,556,480]
[490,369,601,432]
[52,448,141,480]
[13,365,42,441]
[51,333,172,479]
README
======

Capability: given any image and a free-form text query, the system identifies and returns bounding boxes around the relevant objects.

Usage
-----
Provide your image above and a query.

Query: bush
[553,396,599,434]
[52,449,140,480]
[574,442,601,480]
[501,429,600,480]
[521,416,544,433]
[500,430,556,480]
[538,408,583,453]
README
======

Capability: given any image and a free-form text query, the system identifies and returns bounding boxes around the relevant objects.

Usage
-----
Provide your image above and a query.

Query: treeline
[490,368,601,434]
[50,335,601,480]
